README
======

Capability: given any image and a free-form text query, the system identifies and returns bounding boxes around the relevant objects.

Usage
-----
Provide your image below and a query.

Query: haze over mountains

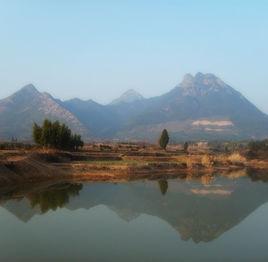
[0,72,268,141]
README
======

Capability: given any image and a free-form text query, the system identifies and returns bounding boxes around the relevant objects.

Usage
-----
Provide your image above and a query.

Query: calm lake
[1,174,268,261]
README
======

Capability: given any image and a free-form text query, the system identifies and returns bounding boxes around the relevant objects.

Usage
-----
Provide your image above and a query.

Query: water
[1,174,268,261]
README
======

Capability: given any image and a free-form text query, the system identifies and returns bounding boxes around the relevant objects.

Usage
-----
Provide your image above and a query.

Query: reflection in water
[28,183,83,213]
[1,171,268,245]
[158,180,168,195]
[2,173,268,243]
[200,174,215,185]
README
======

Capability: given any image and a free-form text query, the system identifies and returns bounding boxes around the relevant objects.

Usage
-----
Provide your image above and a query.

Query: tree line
[33,119,84,150]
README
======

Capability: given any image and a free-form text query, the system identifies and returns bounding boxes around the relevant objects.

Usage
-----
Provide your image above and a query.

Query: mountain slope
[63,98,119,138]
[116,73,268,140]
[0,84,88,139]
[1,73,268,141]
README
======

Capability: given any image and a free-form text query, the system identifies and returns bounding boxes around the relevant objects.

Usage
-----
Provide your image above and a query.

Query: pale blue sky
[0,0,267,112]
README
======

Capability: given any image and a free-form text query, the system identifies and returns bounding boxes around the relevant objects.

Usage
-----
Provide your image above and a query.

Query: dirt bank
[0,149,267,187]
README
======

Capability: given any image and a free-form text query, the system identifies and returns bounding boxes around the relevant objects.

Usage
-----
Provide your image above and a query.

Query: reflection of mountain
[1,177,268,243]
[3,198,41,223]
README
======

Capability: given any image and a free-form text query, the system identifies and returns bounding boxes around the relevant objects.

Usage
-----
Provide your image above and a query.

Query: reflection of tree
[201,175,214,185]
[28,183,83,213]
[158,180,168,195]
[247,168,268,183]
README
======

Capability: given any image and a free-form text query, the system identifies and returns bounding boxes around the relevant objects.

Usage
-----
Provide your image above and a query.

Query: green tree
[71,134,84,151]
[33,123,43,145]
[159,129,169,150]
[32,119,84,151]
[51,121,61,148]
[42,119,53,147]
[58,123,72,150]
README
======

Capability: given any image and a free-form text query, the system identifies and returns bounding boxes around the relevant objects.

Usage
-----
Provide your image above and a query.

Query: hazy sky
[0,0,267,112]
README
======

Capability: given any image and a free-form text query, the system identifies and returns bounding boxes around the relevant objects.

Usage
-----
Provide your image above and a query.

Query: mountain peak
[183,73,194,81]
[9,84,40,101]
[179,72,229,95]
[195,72,219,82]
[110,89,144,105]
[19,84,39,93]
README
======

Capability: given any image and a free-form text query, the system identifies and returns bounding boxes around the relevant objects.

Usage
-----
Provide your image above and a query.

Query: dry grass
[186,158,194,169]
[201,155,214,168]
[86,159,146,167]
[227,153,246,164]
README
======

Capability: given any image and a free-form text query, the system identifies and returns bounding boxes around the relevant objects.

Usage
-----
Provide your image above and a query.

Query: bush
[33,120,84,151]
[248,140,268,152]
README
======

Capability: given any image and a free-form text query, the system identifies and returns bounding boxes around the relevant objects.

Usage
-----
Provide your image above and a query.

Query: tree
[33,123,43,145]
[159,129,169,150]
[51,121,61,148]
[42,119,53,147]
[32,119,84,151]
[184,142,189,153]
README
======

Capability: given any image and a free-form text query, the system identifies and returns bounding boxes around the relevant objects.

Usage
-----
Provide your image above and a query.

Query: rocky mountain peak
[110,89,144,105]
[8,84,41,103]
[181,74,195,88]
[19,84,39,94]
[179,72,230,95]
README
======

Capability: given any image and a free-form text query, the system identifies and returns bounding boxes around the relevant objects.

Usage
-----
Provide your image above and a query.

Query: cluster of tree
[0,142,35,150]
[248,139,268,152]
[208,140,248,153]
[33,119,84,150]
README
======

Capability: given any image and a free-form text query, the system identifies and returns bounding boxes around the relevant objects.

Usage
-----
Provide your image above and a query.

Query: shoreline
[1,148,268,188]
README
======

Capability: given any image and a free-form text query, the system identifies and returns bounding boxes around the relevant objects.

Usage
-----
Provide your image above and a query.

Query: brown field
[0,142,268,188]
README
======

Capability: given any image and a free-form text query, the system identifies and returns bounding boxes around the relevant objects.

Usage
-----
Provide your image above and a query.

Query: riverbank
[1,144,268,187]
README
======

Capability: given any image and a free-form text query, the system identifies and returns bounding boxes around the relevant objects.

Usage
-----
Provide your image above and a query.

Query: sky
[0,0,267,112]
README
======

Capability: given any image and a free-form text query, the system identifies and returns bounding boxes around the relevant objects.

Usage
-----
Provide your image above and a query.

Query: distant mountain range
[1,72,268,141]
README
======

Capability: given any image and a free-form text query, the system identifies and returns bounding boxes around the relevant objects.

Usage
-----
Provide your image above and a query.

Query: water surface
[1,174,268,261]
